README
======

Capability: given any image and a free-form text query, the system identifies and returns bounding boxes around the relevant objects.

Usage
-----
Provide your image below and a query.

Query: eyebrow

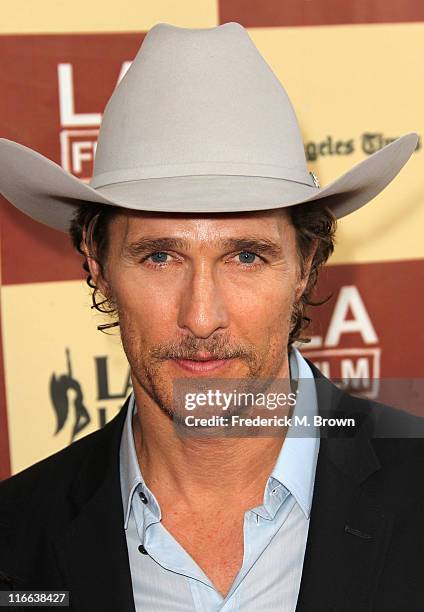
[124,237,186,258]
[123,236,284,259]
[219,238,283,258]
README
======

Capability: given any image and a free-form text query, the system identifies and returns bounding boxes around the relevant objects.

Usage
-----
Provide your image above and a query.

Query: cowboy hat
[0,22,418,232]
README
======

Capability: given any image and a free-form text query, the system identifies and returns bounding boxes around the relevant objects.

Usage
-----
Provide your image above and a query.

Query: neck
[131,354,291,513]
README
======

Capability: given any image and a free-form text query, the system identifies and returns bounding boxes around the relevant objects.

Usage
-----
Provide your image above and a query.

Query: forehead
[108,208,294,244]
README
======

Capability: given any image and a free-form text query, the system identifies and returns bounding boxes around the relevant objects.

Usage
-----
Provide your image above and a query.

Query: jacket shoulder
[342,389,424,443]
[0,402,128,589]
[0,402,127,508]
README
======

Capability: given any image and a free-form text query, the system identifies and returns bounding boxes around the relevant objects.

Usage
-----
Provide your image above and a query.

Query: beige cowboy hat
[0,22,418,232]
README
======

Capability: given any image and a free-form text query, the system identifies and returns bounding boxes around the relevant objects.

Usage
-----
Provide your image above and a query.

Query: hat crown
[90,22,313,189]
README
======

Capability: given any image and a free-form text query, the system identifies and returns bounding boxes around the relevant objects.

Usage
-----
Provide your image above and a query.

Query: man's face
[88,209,314,418]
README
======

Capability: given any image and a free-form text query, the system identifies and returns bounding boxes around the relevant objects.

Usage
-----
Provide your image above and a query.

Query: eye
[148,251,169,264]
[237,251,260,264]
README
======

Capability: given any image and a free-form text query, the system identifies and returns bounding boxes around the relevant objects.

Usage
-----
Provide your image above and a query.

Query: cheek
[111,273,179,339]
[223,270,297,336]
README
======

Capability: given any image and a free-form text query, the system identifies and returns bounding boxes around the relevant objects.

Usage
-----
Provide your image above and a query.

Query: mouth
[172,354,234,374]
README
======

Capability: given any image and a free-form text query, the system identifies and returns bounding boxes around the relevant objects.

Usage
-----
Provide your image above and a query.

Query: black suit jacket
[1,360,424,611]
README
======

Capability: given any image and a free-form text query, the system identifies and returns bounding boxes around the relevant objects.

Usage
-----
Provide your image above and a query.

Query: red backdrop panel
[219,0,424,28]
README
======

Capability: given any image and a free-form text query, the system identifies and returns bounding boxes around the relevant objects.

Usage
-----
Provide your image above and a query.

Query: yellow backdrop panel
[0,0,218,33]
[250,24,424,263]
[2,281,129,474]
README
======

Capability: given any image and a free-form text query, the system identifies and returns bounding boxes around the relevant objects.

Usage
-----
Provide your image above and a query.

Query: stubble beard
[119,320,289,427]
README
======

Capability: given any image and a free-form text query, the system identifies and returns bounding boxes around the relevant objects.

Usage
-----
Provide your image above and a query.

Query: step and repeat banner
[1,1,423,479]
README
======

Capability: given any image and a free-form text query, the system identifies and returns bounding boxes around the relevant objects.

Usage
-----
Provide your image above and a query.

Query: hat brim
[0,133,418,232]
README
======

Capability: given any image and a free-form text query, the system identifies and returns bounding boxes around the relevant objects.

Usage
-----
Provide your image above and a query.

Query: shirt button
[139,491,148,504]
[138,544,148,555]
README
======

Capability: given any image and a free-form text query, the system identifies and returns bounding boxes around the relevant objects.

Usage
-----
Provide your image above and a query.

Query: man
[0,22,423,612]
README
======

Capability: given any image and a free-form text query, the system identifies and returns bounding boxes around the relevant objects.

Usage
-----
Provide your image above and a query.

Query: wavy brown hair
[69,202,337,349]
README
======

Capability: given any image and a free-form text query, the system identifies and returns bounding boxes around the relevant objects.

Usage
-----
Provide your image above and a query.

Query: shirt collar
[269,346,320,518]
[119,346,320,528]
[120,392,143,530]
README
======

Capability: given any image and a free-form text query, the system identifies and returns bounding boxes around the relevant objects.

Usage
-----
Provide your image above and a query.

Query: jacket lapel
[53,398,136,612]
[296,361,394,612]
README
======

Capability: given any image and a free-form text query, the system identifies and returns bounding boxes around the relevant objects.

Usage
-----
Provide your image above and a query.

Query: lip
[173,358,233,374]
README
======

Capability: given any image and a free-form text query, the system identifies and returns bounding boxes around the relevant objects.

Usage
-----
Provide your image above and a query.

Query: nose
[177,262,230,339]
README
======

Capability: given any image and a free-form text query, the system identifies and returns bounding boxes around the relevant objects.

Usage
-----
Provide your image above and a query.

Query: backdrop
[1,0,423,479]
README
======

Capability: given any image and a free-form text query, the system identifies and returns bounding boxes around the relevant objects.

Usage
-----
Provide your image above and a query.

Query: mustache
[149,334,255,361]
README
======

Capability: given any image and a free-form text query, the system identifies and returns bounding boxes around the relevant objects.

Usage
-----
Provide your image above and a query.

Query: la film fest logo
[49,348,132,443]
[49,348,90,443]
[57,60,132,181]
[301,285,382,399]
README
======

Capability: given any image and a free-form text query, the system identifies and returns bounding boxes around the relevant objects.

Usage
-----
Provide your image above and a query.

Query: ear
[80,230,111,298]
[295,239,318,301]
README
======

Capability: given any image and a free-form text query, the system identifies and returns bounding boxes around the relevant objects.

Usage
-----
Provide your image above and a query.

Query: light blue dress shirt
[120,347,319,611]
